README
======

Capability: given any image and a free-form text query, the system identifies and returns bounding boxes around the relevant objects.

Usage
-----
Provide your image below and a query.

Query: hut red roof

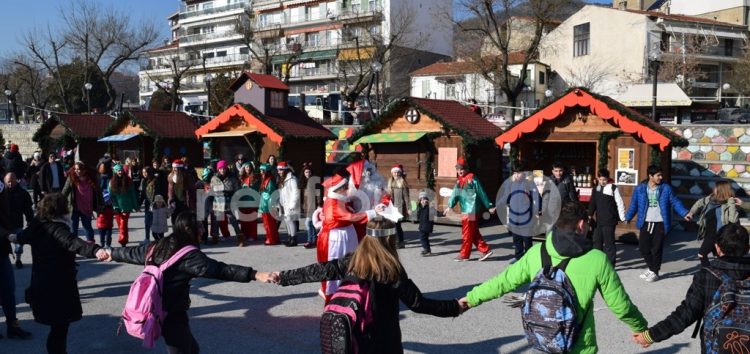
[57,114,114,138]
[100,111,199,139]
[229,72,290,92]
[495,87,688,150]
[407,97,502,139]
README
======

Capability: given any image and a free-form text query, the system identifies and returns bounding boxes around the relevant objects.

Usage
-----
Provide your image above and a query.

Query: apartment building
[618,0,750,27]
[139,0,452,119]
[540,5,747,113]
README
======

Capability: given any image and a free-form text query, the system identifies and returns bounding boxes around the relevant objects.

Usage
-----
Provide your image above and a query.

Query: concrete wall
[0,123,42,158]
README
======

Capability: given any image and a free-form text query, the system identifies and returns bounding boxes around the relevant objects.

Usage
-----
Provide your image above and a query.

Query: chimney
[618,1,628,10]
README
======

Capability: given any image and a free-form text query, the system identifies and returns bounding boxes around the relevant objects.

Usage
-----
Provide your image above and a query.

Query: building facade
[618,0,750,27]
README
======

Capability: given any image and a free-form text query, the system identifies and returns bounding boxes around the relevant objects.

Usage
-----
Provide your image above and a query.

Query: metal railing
[183,53,251,67]
[273,67,338,79]
[181,30,242,44]
[179,1,249,20]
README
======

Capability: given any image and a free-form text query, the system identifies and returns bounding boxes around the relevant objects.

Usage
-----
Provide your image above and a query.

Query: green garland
[277,142,285,161]
[649,146,662,166]
[598,132,622,171]
[425,147,435,189]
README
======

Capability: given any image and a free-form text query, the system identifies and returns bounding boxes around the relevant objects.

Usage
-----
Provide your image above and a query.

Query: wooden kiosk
[34,114,113,167]
[495,88,689,229]
[194,72,334,176]
[351,97,503,210]
[98,111,202,165]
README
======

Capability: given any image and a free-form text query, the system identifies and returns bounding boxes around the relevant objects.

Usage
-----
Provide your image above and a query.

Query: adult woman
[238,161,259,244]
[12,193,108,354]
[258,163,280,245]
[27,151,44,207]
[168,159,193,225]
[109,164,139,246]
[300,163,321,248]
[108,212,273,354]
[61,162,103,242]
[686,180,742,266]
[140,167,158,244]
[278,219,463,353]
[210,160,241,243]
[386,164,410,248]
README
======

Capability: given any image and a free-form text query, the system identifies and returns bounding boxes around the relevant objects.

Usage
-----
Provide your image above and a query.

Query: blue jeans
[72,209,95,242]
[99,228,113,248]
[143,209,153,242]
[305,217,317,244]
[13,228,23,255]
[0,255,18,322]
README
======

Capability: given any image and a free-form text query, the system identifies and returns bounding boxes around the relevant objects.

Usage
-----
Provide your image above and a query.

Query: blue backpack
[522,241,587,353]
[702,268,750,354]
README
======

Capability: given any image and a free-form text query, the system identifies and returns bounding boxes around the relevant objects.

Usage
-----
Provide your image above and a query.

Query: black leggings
[47,323,70,354]
[163,311,199,354]
[395,221,404,244]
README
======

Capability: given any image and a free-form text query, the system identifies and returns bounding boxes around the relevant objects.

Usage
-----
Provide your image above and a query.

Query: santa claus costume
[446,158,495,261]
[316,168,376,300]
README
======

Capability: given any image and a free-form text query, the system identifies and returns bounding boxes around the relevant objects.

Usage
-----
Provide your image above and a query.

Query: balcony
[272,67,338,80]
[337,6,383,24]
[179,1,249,21]
[183,53,251,68]
[181,30,242,45]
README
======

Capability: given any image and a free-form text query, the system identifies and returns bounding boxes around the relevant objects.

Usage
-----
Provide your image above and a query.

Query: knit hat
[216,160,228,170]
[259,163,271,172]
[418,190,428,200]
[276,161,289,170]
[10,144,18,153]
[455,158,467,169]
[241,161,253,169]
[153,195,165,204]
[112,163,123,172]
[172,159,184,168]
[390,164,403,173]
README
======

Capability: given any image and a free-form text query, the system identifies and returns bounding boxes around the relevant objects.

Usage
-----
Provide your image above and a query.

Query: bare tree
[236,9,304,82]
[657,34,708,95]
[561,59,615,93]
[144,47,197,111]
[452,0,574,122]
[729,49,750,96]
[22,28,75,112]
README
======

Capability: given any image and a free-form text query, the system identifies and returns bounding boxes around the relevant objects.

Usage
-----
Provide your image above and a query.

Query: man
[460,202,647,354]
[625,165,689,282]
[588,168,626,266]
[0,177,32,339]
[39,153,65,194]
[3,144,25,179]
[633,224,750,351]
[499,163,536,262]
[277,162,301,247]
[4,173,33,269]
[550,162,577,204]
[444,157,495,262]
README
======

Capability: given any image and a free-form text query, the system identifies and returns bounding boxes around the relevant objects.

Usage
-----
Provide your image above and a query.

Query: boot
[14,255,22,269]
[238,234,246,247]
[284,235,297,247]
[7,320,31,339]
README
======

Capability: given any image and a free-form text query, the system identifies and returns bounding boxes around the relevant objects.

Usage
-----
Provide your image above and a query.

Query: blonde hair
[348,218,404,283]
[712,180,735,203]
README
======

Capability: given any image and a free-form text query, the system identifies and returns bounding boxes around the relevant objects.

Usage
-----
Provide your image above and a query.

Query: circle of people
[0,145,747,354]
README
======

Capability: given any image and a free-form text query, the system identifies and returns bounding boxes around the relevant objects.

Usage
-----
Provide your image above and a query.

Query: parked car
[714,108,750,123]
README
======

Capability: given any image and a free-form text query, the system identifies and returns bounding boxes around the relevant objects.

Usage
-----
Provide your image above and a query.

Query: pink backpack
[120,245,198,348]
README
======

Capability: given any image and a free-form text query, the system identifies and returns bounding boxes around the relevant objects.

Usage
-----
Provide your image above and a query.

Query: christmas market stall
[351,97,503,210]
[33,114,114,166]
[495,87,689,212]
[194,72,334,176]
[98,111,201,165]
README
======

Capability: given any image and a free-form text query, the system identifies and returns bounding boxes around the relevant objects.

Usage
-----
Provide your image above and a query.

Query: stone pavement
[3,214,701,353]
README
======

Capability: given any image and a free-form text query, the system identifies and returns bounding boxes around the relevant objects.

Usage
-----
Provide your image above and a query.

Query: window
[351,0,361,12]
[539,71,545,85]
[203,52,215,59]
[270,91,285,109]
[307,32,320,47]
[573,23,590,57]
[216,51,227,57]
[369,0,377,10]
[309,5,320,20]
[446,84,456,98]
[201,2,213,10]
[202,25,215,34]
[421,80,431,97]
[239,47,249,55]
[660,32,671,52]
[724,38,734,57]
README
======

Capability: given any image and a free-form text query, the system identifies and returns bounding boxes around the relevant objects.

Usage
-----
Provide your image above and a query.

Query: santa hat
[324,169,350,192]
[345,160,365,190]
[455,157,467,169]
[10,144,18,153]
[277,161,289,170]
[390,164,403,174]
[172,159,184,168]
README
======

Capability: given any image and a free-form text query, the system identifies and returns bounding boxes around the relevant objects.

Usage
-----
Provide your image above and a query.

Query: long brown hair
[109,170,132,194]
[37,193,70,221]
[348,218,404,283]
[69,162,96,187]
[711,180,735,203]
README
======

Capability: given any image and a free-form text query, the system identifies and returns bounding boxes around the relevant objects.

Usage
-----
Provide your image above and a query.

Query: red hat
[277,161,289,170]
[455,158,467,169]
[172,159,184,168]
[380,194,392,206]
[323,169,350,192]
[390,164,403,173]
[345,160,365,190]
[9,144,18,153]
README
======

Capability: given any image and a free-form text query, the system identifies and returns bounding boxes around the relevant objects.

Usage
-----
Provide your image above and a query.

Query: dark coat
[5,185,33,230]
[0,187,13,255]
[280,254,461,354]
[17,219,101,325]
[4,151,26,177]
[416,203,433,234]
[649,257,750,352]
[39,161,66,193]
[110,243,256,313]
[551,174,577,204]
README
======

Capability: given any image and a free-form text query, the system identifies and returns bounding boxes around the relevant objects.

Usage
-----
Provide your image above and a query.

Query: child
[150,194,171,241]
[96,191,114,249]
[277,218,464,353]
[416,191,433,256]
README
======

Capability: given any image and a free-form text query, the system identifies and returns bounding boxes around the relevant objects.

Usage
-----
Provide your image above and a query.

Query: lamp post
[3,90,11,123]
[371,61,382,113]
[649,52,660,122]
[544,89,553,104]
[84,82,93,114]
[205,74,212,117]
[721,82,731,107]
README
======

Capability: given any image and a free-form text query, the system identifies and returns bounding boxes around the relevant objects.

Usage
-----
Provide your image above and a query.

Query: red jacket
[96,205,114,229]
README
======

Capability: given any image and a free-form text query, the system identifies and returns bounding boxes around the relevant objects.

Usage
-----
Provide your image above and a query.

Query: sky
[0,0,613,61]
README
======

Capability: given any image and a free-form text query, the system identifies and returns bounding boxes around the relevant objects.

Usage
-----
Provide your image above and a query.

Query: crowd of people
[0,141,747,353]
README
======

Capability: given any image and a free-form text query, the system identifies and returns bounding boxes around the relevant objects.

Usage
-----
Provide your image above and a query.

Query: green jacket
[258,177,277,214]
[109,184,138,213]
[689,195,739,240]
[448,174,493,215]
[466,233,647,354]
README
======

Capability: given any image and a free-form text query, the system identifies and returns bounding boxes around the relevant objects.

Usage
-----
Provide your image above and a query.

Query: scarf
[457,172,475,188]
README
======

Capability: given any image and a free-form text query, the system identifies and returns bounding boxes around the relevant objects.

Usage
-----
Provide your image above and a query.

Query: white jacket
[278,173,300,217]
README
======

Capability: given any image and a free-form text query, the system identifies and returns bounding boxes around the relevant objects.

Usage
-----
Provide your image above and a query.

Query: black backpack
[320,277,375,354]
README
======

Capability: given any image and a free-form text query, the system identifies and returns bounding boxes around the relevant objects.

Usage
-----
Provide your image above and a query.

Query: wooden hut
[33,114,113,167]
[98,111,201,166]
[194,72,334,176]
[495,87,689,229]
[351,97,503,210]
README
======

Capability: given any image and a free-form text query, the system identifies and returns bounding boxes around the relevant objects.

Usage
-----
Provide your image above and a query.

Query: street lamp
[722,83,731,107]
[3,89,11,123]
[204,74,212,116]
[84,82,93,114]
[371,61,382,113]
[649,51,661,122]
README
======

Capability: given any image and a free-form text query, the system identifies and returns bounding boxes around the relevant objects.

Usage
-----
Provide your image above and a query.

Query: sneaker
[639,270,653,280]
[397,242,406,249]
[645,272,659,282]
[303,243,316,249]
[420,250,432,256]
[478,251,493,261]
[6,320,31,339]
[453,256,469,262]
[14,258,22,269]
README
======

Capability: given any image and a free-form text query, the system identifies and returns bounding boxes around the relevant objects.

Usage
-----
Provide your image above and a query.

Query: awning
[200,130,256,138]
[98,134,138,142]
[271,49,337,64]
[613,83,692,107]
[338,47,374,61]
[354,132,426,144]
